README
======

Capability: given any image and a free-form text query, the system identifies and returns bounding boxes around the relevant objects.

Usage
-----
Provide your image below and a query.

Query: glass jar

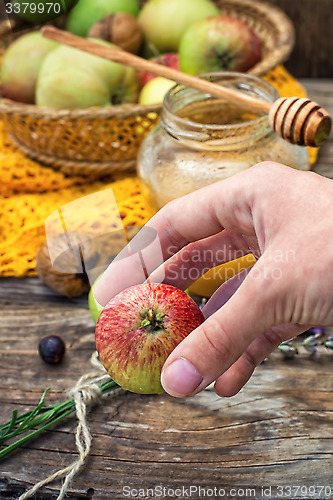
[137,72,310,208]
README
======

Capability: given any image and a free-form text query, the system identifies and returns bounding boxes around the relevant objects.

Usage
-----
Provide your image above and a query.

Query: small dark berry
[38,335,66,364]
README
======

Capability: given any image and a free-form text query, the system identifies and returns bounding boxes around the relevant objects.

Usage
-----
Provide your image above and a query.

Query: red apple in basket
[95,283,204,394]
[139,53,179,89]
[179,15,262,75]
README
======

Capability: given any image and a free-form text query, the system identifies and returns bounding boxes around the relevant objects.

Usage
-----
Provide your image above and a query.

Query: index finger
[94,169,255,306]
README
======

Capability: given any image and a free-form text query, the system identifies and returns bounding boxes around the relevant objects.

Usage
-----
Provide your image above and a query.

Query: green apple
[138,77,175,105]
[1,32,58,104]
[88,274,104,323]
[179,15,262,75]
[138,0,219,52]
[36,39,139,109]
[66,0,140,37]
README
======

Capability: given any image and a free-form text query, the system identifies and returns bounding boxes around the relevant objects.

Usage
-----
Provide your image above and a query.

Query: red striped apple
[95,283,204,394]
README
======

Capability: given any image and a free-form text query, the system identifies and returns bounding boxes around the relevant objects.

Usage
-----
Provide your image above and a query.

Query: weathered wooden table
[1,80,332,500]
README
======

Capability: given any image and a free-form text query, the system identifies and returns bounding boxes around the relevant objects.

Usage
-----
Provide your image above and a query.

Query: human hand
[95,162,333,398]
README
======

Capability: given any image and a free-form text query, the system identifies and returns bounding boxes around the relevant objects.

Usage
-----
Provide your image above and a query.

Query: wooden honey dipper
[42,26,331,147]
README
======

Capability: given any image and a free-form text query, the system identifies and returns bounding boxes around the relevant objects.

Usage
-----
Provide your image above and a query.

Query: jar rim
[162,71,279,132]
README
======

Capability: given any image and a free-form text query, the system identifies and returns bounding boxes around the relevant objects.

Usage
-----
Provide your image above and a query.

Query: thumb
[161,267,274,397]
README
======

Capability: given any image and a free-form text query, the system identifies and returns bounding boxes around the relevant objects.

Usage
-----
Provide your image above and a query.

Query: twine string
[18,352,112,500]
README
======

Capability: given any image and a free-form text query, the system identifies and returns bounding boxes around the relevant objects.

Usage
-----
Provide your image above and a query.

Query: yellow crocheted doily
[0,66,318,277]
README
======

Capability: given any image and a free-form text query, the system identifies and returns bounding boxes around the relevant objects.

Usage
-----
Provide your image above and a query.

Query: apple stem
[140,309,165,332]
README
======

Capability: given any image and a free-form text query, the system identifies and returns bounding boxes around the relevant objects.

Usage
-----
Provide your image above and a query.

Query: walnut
[88,12,143,54]
[36,233,102,298]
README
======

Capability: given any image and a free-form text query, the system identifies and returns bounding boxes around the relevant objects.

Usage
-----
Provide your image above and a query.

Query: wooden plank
[1,81,333,499]
[0,311,332,500]
[266,0,333,77]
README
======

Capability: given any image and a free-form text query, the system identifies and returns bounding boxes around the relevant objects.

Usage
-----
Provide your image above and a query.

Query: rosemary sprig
[0,378,119,462]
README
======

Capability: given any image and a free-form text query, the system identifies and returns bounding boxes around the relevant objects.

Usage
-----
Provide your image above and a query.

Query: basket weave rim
[0,0,295,118]
[9,131,137,172]
[0,98,162,118]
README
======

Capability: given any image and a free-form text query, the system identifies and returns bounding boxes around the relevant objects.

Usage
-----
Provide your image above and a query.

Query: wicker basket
[0,0,295,178]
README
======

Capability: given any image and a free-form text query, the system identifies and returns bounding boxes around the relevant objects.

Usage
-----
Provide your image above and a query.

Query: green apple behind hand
[138,0,219,52]
[1,32,58,104]
[88,274,104,323]
[66,0,140,37]
[36,40,139,109]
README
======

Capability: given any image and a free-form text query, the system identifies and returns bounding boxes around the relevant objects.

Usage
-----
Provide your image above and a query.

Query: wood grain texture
[0,290,332,500]
[0,81,333,500]
[266,0,333,77]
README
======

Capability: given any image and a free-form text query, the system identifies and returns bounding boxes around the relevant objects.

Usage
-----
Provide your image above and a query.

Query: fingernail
[161,357,203,397]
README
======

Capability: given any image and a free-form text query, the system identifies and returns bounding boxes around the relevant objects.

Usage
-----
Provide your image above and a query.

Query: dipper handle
[42,26,331,147]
